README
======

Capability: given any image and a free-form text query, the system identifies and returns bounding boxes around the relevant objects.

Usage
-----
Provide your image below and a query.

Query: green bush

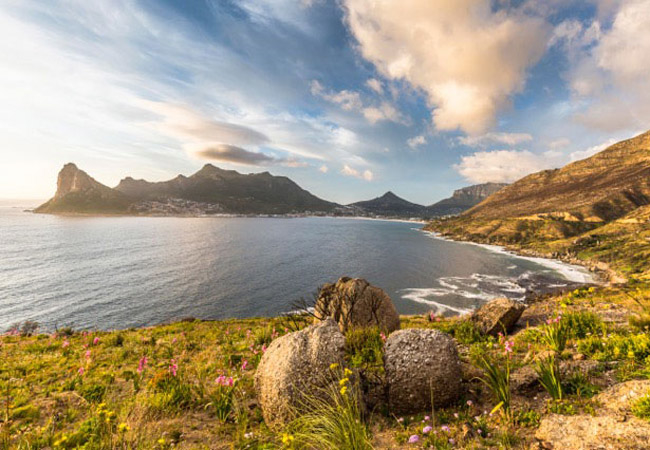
[577,333,650,362]
[564,311,604,339]
[541,315,569,353]
[562,372,600,398]
[632,392,650,421]
[149,371,194,413]
[345,327,384,370]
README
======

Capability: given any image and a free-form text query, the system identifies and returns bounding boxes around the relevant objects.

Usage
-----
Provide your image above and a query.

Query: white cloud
[459,132,533,148]
[549,138,571,150]
[366,78,383,94]
[319,164,329,173]
[341,164,374,181]
[362,102,407,125]
[454,150,552,184]
[407,135,426,149]
[569,138,617,162]
[311,80,405,124]
[558,0,650,132]
[342,0,550,134]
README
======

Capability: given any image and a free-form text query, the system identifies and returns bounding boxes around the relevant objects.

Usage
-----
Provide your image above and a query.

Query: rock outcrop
[254,319,345,429]
[314,277,400,333]
[384,328,461,414]
[470,297,525,336]
[535,380,650,449]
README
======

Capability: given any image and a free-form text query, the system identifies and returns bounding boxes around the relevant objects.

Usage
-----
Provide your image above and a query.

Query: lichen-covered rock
[595,380,650,415]
[254,319,345,429]
[314,277,400,333]
[384,329,461,414]
[535,414,650,449]
[471,297,525,336]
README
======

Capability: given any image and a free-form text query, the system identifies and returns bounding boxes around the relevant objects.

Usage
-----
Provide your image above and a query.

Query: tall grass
[541,315,569,353]
[472,342,511,418]
[287,365,373,450]
[535,355,562,400]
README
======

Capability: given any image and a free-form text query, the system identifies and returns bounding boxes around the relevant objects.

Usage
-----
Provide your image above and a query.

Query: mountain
[349,191,426,217]
[426,130,650,280]
[465,131,650,222]
[34,163,131,214]
[36,163,337,215]
[426,183,508,216]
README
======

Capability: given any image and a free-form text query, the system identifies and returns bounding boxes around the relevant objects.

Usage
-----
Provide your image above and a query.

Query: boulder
[314,277,400,333]
[595,380,650,415]
[384,328,462,414]
[535,414,650,449]
[254,319,346,429]
[470,297,525,336]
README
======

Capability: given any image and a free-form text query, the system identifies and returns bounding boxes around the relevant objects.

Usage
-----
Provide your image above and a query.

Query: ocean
[0,207,594,331]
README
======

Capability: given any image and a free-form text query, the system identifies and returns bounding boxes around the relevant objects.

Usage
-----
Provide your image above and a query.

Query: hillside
[35,164,337,215]
[349,191,426,217]
[427,183,507,217]
[427,131,650,280]
[466,131,650,222]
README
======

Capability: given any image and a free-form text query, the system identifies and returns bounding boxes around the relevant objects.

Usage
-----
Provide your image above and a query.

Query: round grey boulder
[384,328,462,414]
[254,319,345,429]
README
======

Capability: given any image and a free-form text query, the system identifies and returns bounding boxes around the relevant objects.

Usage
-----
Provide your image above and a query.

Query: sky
[0,0,648,204]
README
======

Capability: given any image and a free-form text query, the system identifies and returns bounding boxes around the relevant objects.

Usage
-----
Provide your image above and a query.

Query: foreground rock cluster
[256,278,467,427]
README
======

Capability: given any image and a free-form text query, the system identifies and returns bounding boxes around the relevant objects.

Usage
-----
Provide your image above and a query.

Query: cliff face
[426,183,508,216]
[465,131,650,221]
[35,164,131,214]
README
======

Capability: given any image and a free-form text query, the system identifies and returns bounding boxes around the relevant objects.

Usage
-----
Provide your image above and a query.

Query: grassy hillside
[465,130,650,222]
[3,283,650,449]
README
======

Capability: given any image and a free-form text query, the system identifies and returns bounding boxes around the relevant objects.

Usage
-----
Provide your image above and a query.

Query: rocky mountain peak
[54,163,100,199]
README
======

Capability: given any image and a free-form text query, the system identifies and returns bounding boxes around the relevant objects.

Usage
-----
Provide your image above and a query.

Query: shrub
[535,355,562,400]
[149,371,194,413]
[452,320,486,345]
[345,327,384,370]
[254,325,276,346]
[577,333,650,362]
[631,392,650,421]
[564,311,604,339]
[516,410,541,428]
[562,372,600,398]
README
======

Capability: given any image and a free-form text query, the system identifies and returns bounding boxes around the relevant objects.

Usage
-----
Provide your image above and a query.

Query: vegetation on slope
[3,283,650,449]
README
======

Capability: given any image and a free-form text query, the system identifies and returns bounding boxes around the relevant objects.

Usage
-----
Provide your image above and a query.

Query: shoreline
[422,229,600,285]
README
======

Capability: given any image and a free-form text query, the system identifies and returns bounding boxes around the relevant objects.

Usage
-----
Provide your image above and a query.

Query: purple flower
[408,435,419,444]
[441,425,450,433]
[424,415,431,421]
[423,426,433,434]
[137,356,147,374]
[449,438,456,445]
[466,400,473,407]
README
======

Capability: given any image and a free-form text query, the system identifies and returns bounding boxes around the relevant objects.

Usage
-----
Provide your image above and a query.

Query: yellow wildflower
[344,368,353,376]
[329,363,339,370]
[340,386,348,396]
[339,377,349,386]
[118,422,130,433]
[282,433,294,444]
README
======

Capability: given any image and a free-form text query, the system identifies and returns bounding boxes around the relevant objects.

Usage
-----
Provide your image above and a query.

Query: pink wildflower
[241,360,248,371]
[380,332,387,342]
[261,344,267,353]
[62,340,70,348]
[78,367,85,376]
[424,415,431,421]
[441,425,450,433]
[466,400,473,407]
[85,350,92,360]
[169,359,178,377]
[504,340,514,354]
[408,435,419,444]
[93,337,99,345]
[423,425,433,434]
[172,337,177,345]
[137,356,147,374]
